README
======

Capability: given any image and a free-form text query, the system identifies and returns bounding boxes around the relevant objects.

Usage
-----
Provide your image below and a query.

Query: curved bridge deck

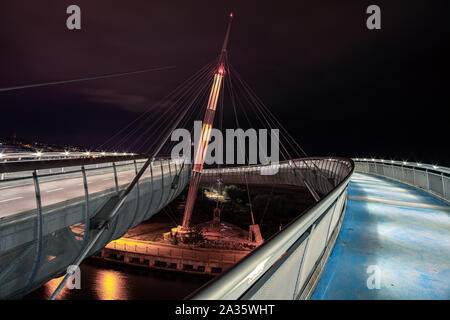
[312,172,450,299]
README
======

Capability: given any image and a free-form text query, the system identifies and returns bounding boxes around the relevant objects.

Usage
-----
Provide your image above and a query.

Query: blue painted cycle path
[312,173,450,299]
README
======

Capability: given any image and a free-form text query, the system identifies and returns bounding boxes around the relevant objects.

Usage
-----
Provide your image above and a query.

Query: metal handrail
[190,157,353,299]
[353,158,450,176]
[353,158,449,204]
[0,151,130,160]
[0,154,175,174]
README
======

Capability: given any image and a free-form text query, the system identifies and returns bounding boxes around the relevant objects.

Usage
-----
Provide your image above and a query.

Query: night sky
[0,1,449,165]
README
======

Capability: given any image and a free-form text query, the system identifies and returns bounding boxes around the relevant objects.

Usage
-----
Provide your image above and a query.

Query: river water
[25,259,212,300]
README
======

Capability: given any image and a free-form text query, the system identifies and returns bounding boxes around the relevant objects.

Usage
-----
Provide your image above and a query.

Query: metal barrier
[353,159,450,205]
[0,155,353,299]
[190,157,353,299]
[0,151,128,163]
[0,155,191,299]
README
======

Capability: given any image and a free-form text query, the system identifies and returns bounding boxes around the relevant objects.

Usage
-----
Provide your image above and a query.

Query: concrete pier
[96,238,251,275]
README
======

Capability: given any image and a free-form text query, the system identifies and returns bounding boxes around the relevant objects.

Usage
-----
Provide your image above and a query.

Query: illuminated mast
[181,13,234,231]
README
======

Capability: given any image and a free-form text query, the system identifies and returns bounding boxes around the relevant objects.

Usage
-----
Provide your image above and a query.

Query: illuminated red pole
[181,13,234,230]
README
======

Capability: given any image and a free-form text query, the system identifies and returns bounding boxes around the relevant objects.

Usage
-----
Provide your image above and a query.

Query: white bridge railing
[353,158,450,205]
[0,151,129,163]
[191,157,353,300]
[0,155,190,299]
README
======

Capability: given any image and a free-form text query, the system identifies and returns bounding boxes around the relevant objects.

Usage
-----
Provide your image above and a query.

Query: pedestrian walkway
[312,173,450,299]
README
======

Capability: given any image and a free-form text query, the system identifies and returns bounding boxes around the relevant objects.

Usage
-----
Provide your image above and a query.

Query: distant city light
[0,153,4,159]
[84,151,91,156]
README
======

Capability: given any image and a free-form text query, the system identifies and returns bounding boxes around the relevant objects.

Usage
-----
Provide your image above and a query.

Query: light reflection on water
[96,269,129,300]
[25,259,212,300]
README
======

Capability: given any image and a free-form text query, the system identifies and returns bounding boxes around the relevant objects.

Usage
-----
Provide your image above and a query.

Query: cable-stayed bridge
[0,13,448,300]
[1,155,448,299]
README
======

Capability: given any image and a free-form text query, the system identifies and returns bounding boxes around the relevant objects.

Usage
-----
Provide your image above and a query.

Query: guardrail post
[81,165,90,238]
[155,161,165,212]
[293,226,315,299]
[426,169,430,192]
[442,173,446,199]
[164,159,174,203]
[69,165,92,263]
[112,162,119,194]
[23,170,44,296]
[126,159,141,230]
[143,161,155,221]
[324,199,338,242]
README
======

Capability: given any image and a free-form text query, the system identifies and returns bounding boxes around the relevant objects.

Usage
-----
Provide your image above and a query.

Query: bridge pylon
[178,13,233,236]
